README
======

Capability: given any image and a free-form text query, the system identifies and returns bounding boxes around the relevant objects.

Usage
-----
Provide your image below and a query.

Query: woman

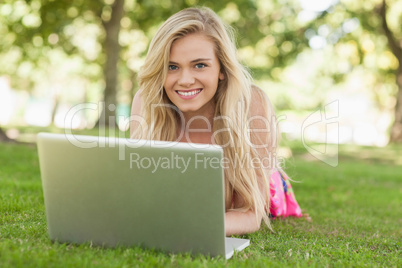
[130,7,303,236]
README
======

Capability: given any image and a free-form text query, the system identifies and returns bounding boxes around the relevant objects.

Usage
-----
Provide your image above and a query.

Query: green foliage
[0,0,400,124]
[0,0,307,91]
[299,0,401,104]
[0,140,401,267]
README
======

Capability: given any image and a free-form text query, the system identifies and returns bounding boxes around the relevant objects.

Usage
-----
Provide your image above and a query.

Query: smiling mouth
[176,89,202,96]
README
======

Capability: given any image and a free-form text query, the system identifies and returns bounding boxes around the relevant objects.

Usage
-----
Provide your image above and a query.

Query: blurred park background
[0,0,401,151]
[1,1,401,265]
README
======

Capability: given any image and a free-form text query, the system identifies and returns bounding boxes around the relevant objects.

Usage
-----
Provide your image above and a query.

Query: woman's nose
[178,69,195,87]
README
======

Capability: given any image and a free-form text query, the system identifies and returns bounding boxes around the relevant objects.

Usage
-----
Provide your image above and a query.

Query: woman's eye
[195,63,206,69]
[168,65,178,71]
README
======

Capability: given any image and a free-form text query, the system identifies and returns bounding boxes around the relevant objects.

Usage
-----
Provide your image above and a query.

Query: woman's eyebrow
[191,58,212,63]
[169,58,212,65]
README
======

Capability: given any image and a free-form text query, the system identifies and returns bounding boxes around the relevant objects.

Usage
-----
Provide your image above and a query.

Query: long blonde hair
[133,7,278,229]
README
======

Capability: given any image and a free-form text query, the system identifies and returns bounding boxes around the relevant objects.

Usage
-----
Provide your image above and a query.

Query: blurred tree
[0,128,12,142]
[2,0,399,143]
[0,0,106,129]
[98,0,125,127]
[378,0,402,142]
[0,0,130,127]
[290,0,401,142]
[0,0,305,130]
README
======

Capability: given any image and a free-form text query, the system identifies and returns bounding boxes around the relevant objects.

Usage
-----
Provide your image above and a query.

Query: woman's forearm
[225,210,262,236]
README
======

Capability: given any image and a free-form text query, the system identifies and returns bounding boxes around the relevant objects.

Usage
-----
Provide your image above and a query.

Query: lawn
[0,131,401,267]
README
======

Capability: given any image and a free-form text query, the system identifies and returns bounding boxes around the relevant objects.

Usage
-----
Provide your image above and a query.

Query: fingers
[302,212,313,222]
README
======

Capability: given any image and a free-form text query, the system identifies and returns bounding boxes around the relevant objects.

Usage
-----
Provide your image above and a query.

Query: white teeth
[177,89,202,96]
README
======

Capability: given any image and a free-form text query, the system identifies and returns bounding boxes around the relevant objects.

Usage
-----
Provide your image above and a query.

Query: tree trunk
[97,0,125,127]
[0,127,12,142]
[390,66,402,142]
[379,0,402,143]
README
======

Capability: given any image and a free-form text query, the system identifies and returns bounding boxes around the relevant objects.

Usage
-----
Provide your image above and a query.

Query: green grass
[0,131,401,267]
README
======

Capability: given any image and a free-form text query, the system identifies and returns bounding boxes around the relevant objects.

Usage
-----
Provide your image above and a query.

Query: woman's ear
[219,72,225,80]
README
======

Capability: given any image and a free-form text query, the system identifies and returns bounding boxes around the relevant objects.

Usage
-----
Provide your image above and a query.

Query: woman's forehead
[169,33,218,62]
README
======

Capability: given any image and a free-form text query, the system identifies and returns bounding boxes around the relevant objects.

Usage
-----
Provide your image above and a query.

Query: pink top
[269,170,303,218]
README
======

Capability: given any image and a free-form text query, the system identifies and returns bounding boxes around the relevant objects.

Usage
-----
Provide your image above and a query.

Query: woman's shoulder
[130,89,144,137]
[247,85,279,155]
[131,89,144,116]
[249,84,274,118]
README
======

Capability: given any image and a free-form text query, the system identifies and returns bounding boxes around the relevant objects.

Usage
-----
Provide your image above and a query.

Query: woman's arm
[225,174,268,236]
[225,209,262,236]
[225,85,276,236]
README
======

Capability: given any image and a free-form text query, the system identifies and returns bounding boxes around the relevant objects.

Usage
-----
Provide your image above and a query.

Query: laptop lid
[37,132,230,257]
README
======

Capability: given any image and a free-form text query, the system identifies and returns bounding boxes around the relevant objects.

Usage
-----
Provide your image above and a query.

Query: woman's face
[163,33,224,118]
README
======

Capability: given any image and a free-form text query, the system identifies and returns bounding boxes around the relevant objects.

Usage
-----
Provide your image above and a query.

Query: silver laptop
[37,132,249,259]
